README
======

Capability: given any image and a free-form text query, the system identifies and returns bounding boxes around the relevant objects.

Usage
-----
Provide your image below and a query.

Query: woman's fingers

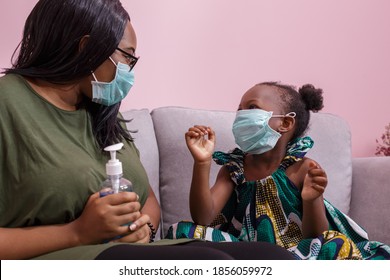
[101,191,139,206]
[128,214,150,232]
[116,214,151,244]
[112,201,141,216]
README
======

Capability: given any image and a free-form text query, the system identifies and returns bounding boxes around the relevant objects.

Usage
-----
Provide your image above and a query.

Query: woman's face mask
[91,57,134,106]
[232,109,296,154]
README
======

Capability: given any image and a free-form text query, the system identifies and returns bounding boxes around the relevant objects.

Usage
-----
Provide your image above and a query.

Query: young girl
[166,82,390,260]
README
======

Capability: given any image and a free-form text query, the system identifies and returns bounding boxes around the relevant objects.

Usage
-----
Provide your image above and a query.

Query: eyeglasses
[116,47,139,71]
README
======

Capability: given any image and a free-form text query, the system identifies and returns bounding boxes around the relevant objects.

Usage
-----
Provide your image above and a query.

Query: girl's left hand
[116,213,151,244]
[302,161,328,202]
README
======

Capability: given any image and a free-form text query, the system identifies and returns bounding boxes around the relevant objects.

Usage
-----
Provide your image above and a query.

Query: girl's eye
[248,104,258,109]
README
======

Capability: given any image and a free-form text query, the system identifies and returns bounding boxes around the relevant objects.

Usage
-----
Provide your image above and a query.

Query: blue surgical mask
[232,109,295,154]
[91,57,134,106]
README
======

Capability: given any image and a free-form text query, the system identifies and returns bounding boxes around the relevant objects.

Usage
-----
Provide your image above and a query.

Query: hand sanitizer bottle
[99,143,134,241]
[99,143,133,197]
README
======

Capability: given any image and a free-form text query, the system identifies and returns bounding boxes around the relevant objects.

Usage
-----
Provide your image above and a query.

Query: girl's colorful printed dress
[166,137,390,260]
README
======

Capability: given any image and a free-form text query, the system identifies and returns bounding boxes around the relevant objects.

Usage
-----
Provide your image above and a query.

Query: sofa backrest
[121,109,160,203]
[123,106,352,238]
[121,109,161,239]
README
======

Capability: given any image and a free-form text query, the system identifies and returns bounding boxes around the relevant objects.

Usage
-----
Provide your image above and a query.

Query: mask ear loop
[271,112,296,118]
[109,56,118,66]
[91,57,117,82]
[275,112,296,134]
[285,112,296,118]
[91,71,98,82]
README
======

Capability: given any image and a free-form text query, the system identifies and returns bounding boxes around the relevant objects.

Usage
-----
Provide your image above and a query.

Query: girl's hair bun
[298,84,324,112]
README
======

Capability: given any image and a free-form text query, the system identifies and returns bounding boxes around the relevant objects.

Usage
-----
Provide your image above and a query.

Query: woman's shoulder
[0,74,31,104]
[0,74,24,89]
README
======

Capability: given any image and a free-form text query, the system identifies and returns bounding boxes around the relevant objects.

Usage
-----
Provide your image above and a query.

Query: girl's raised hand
[185,125,215,163]
[302,161,328,202]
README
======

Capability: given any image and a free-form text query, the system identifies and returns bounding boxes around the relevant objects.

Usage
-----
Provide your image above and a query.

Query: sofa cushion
[349,157,390,245]
[151,107,352,236]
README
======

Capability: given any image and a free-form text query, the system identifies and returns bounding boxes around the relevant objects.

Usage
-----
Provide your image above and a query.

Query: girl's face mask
[232,109,296,154]
[91,57,134,106]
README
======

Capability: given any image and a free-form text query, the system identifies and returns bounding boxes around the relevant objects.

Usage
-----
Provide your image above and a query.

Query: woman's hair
[4,0,133,149]
[258,82,324,140]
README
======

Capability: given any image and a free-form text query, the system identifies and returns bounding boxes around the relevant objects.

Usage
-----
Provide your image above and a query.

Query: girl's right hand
[302,161,328,202]
[71,191,141,245]
[185,125,216,163]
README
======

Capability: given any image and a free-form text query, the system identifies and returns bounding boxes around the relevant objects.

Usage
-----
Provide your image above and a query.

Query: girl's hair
[3,0,133,149]
[258,82,324,140]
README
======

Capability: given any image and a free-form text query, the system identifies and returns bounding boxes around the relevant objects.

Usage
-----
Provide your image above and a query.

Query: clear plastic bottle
[99,174,133,197]
[99,143,134,241]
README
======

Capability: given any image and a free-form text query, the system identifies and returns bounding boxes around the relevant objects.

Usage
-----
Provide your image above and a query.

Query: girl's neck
[243,144,287,181]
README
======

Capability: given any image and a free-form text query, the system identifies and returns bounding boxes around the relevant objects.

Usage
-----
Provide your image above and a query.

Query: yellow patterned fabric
[254,177,302,249]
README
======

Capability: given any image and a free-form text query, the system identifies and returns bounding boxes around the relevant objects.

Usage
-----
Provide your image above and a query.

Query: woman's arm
[140,186,161,234]
[116,186,161,244]
[0,223,81,260]
[0,191,140,259]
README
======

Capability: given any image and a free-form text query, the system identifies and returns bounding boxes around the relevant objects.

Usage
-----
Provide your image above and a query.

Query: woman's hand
[185,125,215,163]
[71,191,141,245]
[116,213,151,244]
[302,161,328,202]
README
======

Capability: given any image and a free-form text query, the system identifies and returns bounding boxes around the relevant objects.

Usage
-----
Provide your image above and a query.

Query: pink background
[1,0,389,157]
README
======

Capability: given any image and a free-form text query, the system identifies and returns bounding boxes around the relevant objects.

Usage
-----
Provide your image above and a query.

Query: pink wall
[1,0,389,157]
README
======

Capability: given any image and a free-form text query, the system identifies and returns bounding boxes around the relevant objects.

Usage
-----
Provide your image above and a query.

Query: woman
[0,0,163,260]
[0,0,294,260]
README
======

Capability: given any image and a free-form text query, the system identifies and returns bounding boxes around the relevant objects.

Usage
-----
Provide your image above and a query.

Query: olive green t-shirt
[0,74,149,231]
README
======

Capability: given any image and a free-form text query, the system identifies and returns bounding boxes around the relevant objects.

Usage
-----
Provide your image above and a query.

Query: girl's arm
[300,160,329,238]
[190,164,234,225]
[186,126,234,225]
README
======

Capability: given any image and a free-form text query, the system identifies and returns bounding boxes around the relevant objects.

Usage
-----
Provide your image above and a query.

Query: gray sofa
[122,106,390,245]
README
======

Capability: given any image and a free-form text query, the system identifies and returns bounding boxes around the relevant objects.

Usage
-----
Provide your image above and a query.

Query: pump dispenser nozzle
[103,143,125,193]
[104,143,124,176]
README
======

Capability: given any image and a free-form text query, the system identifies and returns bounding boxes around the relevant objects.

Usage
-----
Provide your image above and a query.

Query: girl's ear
[278,115,295,133]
